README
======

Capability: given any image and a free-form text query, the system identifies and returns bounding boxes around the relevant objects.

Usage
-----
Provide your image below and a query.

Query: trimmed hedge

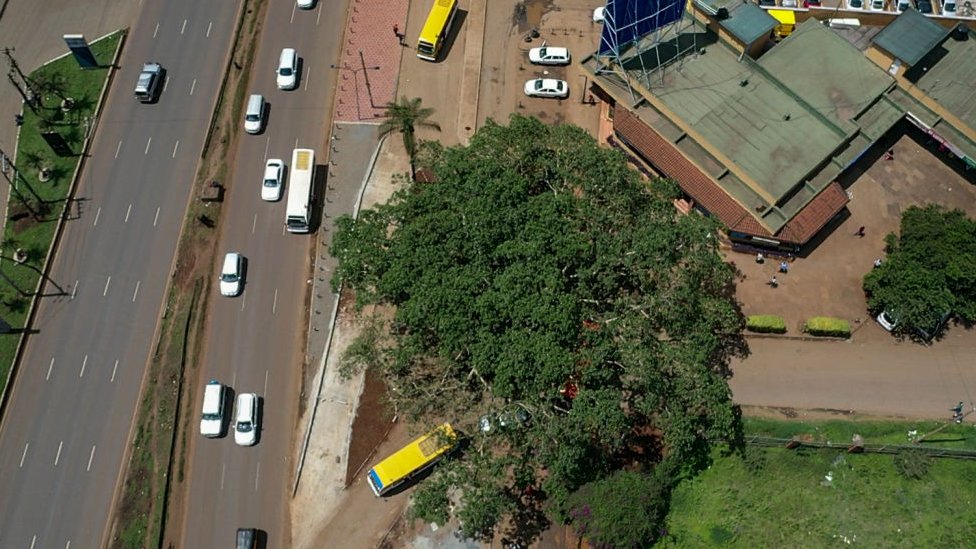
[803,316,851,338]
[746,315,787,334]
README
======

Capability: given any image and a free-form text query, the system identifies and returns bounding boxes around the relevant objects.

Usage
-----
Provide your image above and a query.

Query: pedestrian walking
[779,261,789,273]
[873,258,883,268]
[768,276,778,288]
[855,226,865,237]
[393,23,399,38]
[883,148,894,161]
[756,252,765,264]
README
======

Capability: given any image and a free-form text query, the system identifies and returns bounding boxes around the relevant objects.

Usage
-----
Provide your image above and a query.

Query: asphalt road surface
[179,0,354,546]
[0,1,239,547]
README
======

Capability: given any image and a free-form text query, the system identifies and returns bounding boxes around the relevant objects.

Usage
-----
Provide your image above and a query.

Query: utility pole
[3,48,38,111]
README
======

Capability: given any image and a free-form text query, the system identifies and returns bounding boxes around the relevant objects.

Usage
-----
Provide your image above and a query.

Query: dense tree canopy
[864,205,976,339]
[331,115,746,544]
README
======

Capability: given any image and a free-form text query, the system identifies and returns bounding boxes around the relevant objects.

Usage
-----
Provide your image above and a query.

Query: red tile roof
[613,107,847,246]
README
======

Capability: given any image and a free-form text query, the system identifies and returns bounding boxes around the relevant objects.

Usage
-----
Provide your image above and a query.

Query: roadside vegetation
[0,31,122,394]
[663,418,976,547]
[864,204,976,341]
[107,1,268,546]
[332,114,746,547]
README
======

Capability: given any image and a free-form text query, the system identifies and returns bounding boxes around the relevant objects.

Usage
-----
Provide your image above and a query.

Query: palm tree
[378,96,440,180]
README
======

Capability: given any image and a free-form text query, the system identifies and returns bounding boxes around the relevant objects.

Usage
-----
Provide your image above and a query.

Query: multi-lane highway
[179,1,351,546]
[0,1,239,547]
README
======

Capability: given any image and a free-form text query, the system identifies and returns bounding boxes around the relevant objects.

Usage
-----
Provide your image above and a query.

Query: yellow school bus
[366,423,457,496]
[417,0,459,61]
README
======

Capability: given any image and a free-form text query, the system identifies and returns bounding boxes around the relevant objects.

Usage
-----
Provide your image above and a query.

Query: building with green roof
[585,5,976,252]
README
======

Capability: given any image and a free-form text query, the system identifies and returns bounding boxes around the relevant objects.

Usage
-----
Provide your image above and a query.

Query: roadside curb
[293,127,388,497]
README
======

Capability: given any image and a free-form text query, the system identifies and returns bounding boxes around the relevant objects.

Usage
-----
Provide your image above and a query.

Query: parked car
[876,310,897,332]
[479,405,531,434]
[782,0,797,7]
[523,78,569,99]
[236,528,257,549]
[134,62,164,103]
[803,0,822,6]
[528,45,571,65]
[847,0,864,8]
[593,6,605,23]
[871,0,885,9]
[219,252,245,297]
[916,0,933,12]
[261,159,284,202]
[943,0,957,12]
[234,393,259,446]
[276,48,298,90]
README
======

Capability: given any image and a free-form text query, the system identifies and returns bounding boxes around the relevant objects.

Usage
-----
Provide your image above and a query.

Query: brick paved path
[333,0,410,122]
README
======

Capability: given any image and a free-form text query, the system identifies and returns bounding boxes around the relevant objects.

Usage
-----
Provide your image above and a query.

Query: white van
[943,0,957,12]
[244,94,265,134]
[276,48,298,90]
[199,380,226,437]
[219,252,244,297]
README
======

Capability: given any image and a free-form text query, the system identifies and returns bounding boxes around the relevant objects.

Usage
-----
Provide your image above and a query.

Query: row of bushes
[745,315,851,337]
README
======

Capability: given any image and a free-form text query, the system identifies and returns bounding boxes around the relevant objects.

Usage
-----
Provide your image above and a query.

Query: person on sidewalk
[883,148,894,161]
[779,261,789,274]
[768,276,778,288]
[855,226,866,237]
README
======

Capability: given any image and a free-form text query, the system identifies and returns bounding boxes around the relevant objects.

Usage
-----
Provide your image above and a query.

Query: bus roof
[369,423,456,492]
[419,0,457,43]
[768,10,796,24]
[294,149,313,171]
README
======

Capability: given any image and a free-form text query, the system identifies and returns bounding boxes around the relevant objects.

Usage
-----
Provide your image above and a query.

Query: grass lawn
[0,31,122,389]
[661,419,976,547]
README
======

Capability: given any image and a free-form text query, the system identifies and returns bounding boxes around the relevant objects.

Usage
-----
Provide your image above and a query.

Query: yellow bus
[366,423,457,496]
[417,0,459,62]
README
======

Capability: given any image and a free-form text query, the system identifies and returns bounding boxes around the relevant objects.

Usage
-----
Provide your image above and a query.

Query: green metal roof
[914,26,976,133]
[871,8,949,66]
[719,4,777,45]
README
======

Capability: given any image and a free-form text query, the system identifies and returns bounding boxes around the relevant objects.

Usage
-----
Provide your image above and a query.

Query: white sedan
[529,46,571,66]
[524,78,569,99]
[262,158,284,202]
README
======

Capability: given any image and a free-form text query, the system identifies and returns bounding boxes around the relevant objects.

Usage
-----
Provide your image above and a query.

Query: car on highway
[523,78,569,99]
[528,45,571,65]
[297,0,316,8]
[277,48,298,90]
[262,159,285,201]
[199,379,227,437]
[236,528,257,549]
[234,393,259,446]
[244,93,266,134]
[219,252,245,297]
[134,62,165,103]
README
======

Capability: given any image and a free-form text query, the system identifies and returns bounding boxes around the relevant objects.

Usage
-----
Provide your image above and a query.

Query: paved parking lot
[732,127,976,418]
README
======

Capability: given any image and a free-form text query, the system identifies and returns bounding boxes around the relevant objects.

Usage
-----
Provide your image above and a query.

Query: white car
[524,78,569,99]
[593,6,606,23]
[234,393,259,446]
[276,48,298,90]
[528,46,571,66]
[262,159,284,201]
[297,0,316,8]
[876,310,897,332]
[219,252,244,297]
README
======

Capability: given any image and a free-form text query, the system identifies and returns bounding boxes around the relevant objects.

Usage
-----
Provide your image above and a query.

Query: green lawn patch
[0,31,122,390]
[660,418,976,547]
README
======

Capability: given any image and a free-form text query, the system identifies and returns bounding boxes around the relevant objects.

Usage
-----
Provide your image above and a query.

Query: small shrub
[741,446,768,474]
[746,315,787,334]
[803,316,851,338]
[893,448,931,480]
